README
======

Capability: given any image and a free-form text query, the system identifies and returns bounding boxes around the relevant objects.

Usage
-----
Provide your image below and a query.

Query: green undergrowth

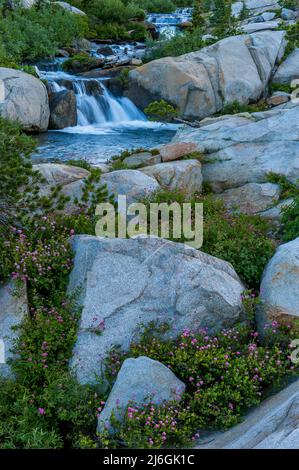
[266,173,299,242]
[100,319,299,448]
[140,189,276,289]
[0,119,297,449]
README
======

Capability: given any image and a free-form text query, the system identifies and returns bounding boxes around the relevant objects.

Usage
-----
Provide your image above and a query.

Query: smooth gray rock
[258,237,299,327]
[0,281,28,379]
[281,8,297,20]
[219,183,281,214]
[101,170,160,203]
[273,48,299,85]
[34,163,90,187]
[49,89,77,130]
[244,0,281,13]
[122,152,161,169]
[34,163,90,213]
[127,31,286,120]
[197,379,299,449]
[173,105,299,193]
[97,356,185,433]
[267,91,290,106]
[0,68,49,132]
[261,12,276,21]
[53,1,86,15]
[241,21,280,34]
[68,236,244,384]
[140,160,202,196]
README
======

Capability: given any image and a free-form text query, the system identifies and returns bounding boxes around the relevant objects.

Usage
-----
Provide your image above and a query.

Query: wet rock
[49,90,77,130]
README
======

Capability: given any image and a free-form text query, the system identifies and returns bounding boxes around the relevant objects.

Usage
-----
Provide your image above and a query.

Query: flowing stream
[33,9,193,165]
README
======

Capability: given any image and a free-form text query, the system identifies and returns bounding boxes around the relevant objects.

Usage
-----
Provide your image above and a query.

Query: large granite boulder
[0,281,28,379]
[218,183,281,214]
[97,356,185,433]
[257,237,299,328]
[101,170,160,203]
[49,89,77,130]
[173,105,299,194]
[197,379,299,449]
[68,236,244,384]
[140,160,203,196]
[127,31,286,120]
[0,68,49,132]
[273,48,299,85]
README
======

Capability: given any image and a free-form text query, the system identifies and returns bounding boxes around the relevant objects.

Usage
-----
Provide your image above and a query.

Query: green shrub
[0,4,88,63]
[281,198,299,242]
[219,100,268,115]
[145,100,179,122]
[145,27,206,61]
[62,52,99,72]
[101,321,298,448]
[141,190,276,288]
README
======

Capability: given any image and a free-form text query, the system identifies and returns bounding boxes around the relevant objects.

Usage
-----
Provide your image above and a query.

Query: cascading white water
[44,71,146,128]
[72,79,146,126]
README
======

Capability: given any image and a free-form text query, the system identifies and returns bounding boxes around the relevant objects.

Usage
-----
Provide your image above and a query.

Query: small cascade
[43,71,146,128]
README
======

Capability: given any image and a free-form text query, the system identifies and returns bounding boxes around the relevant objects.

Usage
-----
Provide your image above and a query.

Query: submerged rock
[49,90,77,130]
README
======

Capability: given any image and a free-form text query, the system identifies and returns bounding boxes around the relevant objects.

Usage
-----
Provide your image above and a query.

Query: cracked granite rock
[68,236,244,384]
[127,31,286,120]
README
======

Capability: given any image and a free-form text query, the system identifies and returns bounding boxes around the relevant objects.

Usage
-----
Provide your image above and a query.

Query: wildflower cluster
[103,322,298,447]
[106,401,197,449]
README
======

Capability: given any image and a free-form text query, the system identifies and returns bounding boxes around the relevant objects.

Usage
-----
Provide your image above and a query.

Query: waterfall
[42,70,146,129]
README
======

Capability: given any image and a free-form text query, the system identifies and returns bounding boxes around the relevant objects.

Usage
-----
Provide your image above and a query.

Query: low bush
[101,321,298,448]
[0,4,88,64]
[145,27,206,61]
[141,190,276,289]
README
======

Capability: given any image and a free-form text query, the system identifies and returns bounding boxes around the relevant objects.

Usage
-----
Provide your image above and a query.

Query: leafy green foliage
[0,3,88,64]
[141,190,276,288]
[102,321,298,448]
[218,100,268,115]
[145,100,179,122]
[145,27,206,61]
[281,198,299,242]
[266,173,299,200]
[62,52,100,73]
